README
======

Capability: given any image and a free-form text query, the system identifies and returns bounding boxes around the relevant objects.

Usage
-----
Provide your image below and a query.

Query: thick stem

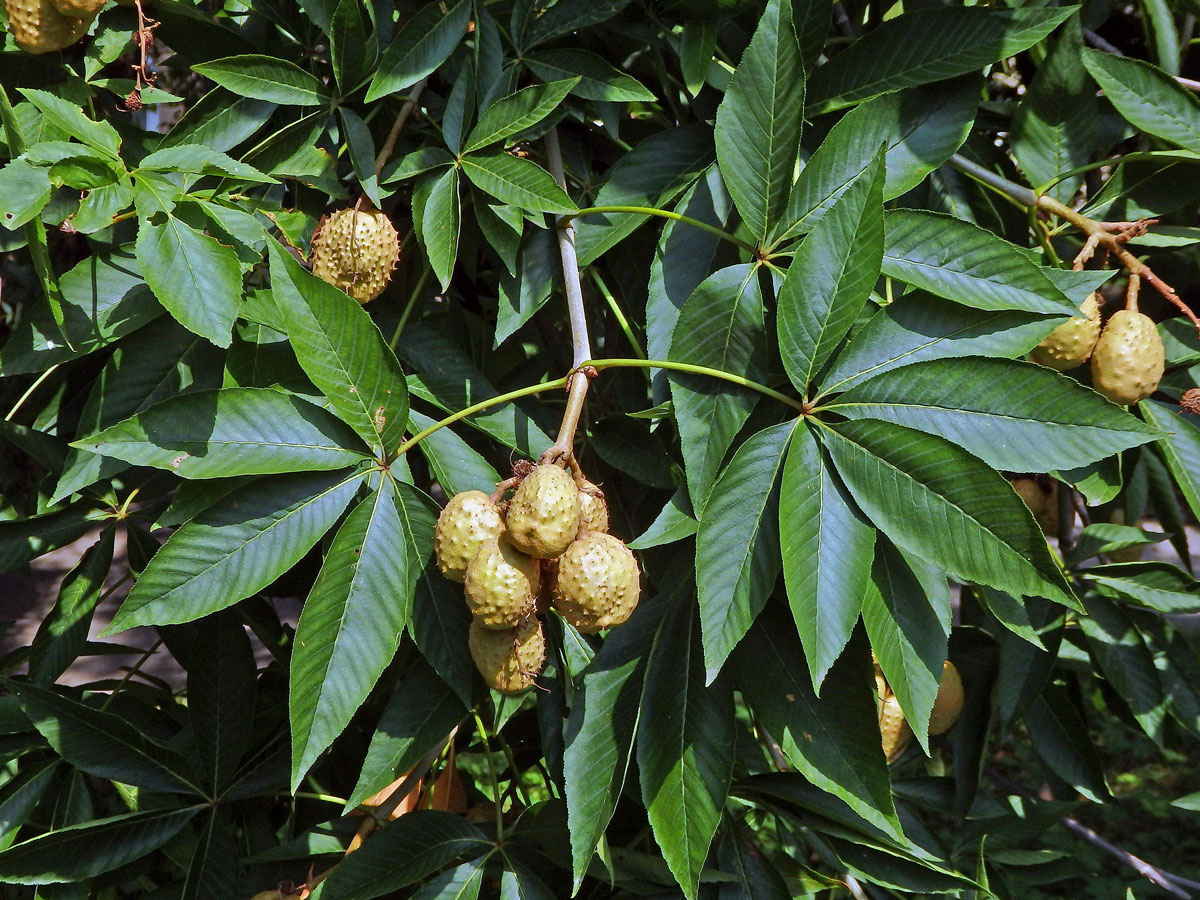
[542,127,595,465]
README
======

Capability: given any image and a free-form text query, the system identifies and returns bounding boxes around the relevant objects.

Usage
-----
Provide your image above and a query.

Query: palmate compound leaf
[290,478,437,791]
[777,146,884,396]
[779,425,875,692]
[695,421,794,682]
[637,597,734,900]
[861,542,951,753]
[7,680,202,795]
[669,264,767,515]
[714,0,804,242]
[733,608,904,840]
[828,356,1160,473]
[267,240,409,456]
[105,469,364,633]
[817,419,1078,610]
[880,210,1077,316]
[0,807,200,885]
[804,5,1077,113]
[564,594,666,889]
[317,811,492,900]
[72,387,370,479]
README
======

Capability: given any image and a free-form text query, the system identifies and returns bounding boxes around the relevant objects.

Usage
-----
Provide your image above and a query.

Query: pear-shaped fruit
[553,532,640,633]
[505,465,580,559]
[929,661,964,736]
[468,618,545,694]
[464,537,539,629]
[310,204,400,304]
[577,480,609,535]
[1030,293,1102,370]
[1091,309,1165,405]
[879,694,913,764]
[4,0,92,52]
[435,491,505,583]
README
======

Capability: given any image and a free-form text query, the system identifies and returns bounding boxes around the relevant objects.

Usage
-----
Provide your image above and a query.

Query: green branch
[583,358,805,412]
[570,205,757,254]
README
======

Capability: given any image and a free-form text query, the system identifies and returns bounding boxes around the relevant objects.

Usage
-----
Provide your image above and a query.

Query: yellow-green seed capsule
[553,532,640,633]
[434,491,505,583]
[1091,309,1165,405]
[505,465,580,559]
[1030,292,1102,370]
[468,618,545,695]
[463,537,540,629]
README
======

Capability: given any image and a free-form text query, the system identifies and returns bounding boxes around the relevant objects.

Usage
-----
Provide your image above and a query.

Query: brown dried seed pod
[463,537,540,629]
[553,532,640,633]
[434,491,505,583]
[1181,388,1200,415]
[309,204,400,304]
[1090,309,1165,405]
[468,618,545,695]
[505,465,580,559]
[1010,478,1047,517]
[1030,292,1102,370]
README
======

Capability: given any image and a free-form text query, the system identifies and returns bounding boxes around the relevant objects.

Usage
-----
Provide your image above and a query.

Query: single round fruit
[464,537,540,629]
[4,0,92,53]
[435,491,505,583]
[310,204,400,304]
[929,661,964,736]
[505,465,580,559]
[577,480,609,535]
[1090,309,1165,405]
[553,532,640,633]
[468,618,545,694]
[879,694,913,764]
[874,671,889,718]
[1011,478,1047,517]
[1030,292,1102,370]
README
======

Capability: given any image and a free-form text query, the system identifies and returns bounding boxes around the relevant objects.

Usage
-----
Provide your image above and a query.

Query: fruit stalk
[946,154,1200,337]
[543,127,594,464]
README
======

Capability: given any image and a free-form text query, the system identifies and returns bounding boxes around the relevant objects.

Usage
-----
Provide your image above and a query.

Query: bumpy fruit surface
[1090,309,1165,405]
[464,537,539,629]
[505,465,580,558]
[435,491,504,583]
[553,532,640,633]
[48,0,103,14]
[1030,292,1102,370]
[310,205,400,304]
[879,694,913,764]
[577,480,609,534]
[468,618,545,694]
[929,661,964,736]
[5,0,92,52]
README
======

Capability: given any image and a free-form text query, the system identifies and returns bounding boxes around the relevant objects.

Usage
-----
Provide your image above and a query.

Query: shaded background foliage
[1,0,1200,897]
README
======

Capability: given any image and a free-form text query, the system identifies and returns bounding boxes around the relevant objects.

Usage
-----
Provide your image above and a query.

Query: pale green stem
[5,364,59,422]
[472,710,505,842]
[584,358,805,412]
[587,269,646,360]
[389,265,431,350]
[570,205,758,254]
[393,378,569,457]
[1036,150,1200,195]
